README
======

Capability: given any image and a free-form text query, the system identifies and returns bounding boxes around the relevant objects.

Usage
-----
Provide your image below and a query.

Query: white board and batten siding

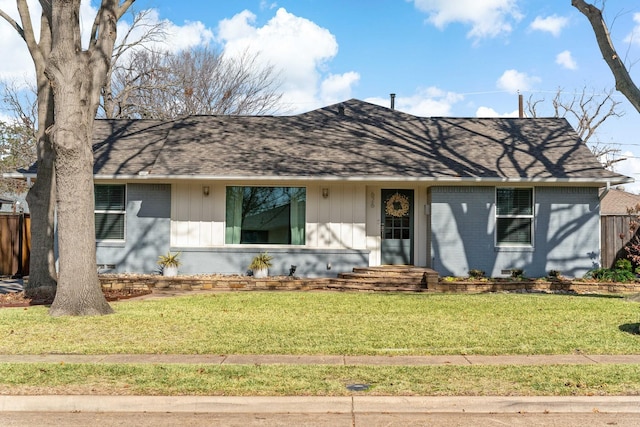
[170,182,368,251]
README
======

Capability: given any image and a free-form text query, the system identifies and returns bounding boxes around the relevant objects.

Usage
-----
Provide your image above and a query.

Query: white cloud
[475,106,519,117]
[624,13,640,46]
[556,50,577,70]
[320,72,360,105]
[366,87,464,116]
[0,0,43,82]
[496,69,540,94]
[410,0,522,39]
[116,8,213,55]
[614,151,640,193]
[218,8,358,112]
[218,10,257,41]
[260,1,278,10]
[529,15,569,37]
[164,21,214,51]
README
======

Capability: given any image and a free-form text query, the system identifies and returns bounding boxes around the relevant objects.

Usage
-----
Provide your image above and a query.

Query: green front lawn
[1,363,639,396]
[0,292,638,355]
[1,291,639,396]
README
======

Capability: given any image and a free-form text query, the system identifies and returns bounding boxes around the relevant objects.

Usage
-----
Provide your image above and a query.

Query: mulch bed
[0,288,152,308]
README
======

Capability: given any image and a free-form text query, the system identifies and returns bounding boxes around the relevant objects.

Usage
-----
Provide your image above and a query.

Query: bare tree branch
[0,8,25,40]
[527,86,624,169]
[572,0,640,113]
[109,47,285,119]
[2,80,38,131]
[102,9,167,118]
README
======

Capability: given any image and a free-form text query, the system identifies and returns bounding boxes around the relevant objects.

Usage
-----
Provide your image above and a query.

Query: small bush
[510,269,524,279]
[615,258,632,272]
[548,269,561,278]
[585,267,635,283]
[468,269,485,279]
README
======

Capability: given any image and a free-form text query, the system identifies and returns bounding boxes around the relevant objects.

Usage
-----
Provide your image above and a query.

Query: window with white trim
[496,188,533,246]
[95,184,126,240]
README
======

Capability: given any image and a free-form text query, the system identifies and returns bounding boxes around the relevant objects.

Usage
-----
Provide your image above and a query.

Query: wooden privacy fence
[0,214,30,277]
[601,215,638,269]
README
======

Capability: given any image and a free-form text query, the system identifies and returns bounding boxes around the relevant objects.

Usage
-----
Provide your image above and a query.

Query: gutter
[6,172,633,187]
[96,175,632,186]
[599,181,611,200]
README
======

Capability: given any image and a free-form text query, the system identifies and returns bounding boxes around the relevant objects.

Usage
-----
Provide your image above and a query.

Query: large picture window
[496,188,533,246]
[95,184,126,240]
[225,186,306,245]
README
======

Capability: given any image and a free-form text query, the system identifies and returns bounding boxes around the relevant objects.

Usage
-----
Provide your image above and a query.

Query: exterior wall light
[203,186,210,196]
[322,188,329,199]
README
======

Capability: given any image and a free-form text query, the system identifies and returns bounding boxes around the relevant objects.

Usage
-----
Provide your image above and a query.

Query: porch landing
[333,266,439,291]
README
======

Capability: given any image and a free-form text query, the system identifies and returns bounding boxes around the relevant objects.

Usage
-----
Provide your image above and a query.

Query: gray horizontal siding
[430,186,599,278]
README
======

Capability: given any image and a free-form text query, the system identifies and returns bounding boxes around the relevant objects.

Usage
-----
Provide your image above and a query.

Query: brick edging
[98,274,640,294]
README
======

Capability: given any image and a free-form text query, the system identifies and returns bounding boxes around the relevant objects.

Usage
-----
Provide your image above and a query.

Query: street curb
[0,396,639,414]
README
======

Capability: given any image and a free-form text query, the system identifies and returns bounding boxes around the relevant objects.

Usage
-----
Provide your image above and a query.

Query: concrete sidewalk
[0,353,639,365]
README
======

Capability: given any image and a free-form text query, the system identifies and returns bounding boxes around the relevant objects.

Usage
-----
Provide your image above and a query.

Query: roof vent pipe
[390,93,396,110]
[518,93,524,118]
[338,104,345,115]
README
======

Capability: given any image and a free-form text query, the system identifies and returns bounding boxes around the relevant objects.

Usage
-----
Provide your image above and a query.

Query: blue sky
[1,0,640,190]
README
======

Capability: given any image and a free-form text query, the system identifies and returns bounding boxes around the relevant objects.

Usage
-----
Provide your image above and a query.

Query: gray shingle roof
[600,189,640,215]
[90,98,629,184]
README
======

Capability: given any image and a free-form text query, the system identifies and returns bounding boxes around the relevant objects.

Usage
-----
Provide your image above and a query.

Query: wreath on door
[385,192,410,217]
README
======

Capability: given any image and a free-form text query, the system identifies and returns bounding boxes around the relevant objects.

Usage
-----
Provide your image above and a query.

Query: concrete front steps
[330,266,439,292]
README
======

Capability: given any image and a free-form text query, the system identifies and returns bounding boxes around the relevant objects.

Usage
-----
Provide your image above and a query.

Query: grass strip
[0,363,638,396]
[0,292,638,355]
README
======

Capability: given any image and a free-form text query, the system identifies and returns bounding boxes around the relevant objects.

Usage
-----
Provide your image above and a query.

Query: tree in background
[106,47,284,119]
[101,8,167,119]
[527,87,624,170]
[572,0,640,114]
[0,118,35,195]
[0,1,58,295]
[1,82,37,195]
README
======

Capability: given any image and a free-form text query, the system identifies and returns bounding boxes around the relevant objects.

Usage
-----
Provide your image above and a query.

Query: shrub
[615,258,632,272]
[468,269,485,279]
[510,269,524,279]
[548,269,561,278]
[585,267,635,283]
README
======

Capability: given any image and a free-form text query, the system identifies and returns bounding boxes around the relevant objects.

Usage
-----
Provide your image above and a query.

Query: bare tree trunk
[48,115,110,316]
[46,0,113,316]
[2,0,59,295]
[24,73,57,296]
